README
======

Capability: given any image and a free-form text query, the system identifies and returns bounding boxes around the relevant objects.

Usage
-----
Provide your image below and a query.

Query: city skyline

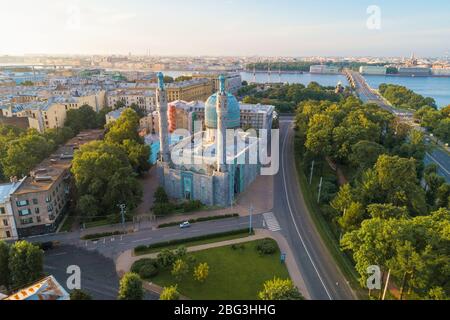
[1,0,450,57]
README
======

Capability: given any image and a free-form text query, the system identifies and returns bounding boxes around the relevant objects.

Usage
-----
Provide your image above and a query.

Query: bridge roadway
[344,69,450,183]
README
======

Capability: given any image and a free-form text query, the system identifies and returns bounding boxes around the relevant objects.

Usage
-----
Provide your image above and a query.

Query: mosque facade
[155,73,268,207]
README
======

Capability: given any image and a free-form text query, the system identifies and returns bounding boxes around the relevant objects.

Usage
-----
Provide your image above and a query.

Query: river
[157,70,450,109]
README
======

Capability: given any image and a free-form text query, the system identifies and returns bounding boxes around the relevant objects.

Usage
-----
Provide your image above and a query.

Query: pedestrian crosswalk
[263,212,281,232]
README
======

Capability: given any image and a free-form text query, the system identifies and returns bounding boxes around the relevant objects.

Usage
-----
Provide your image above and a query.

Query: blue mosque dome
[204,76,241,129]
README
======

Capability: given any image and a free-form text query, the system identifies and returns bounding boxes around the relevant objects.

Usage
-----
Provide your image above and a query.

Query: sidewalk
[115,228,310,300]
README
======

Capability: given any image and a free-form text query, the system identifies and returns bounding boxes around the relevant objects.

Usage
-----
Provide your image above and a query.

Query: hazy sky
[1,0,450,57]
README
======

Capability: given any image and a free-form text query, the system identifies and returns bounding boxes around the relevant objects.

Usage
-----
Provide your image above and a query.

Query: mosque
[155,73,270,207]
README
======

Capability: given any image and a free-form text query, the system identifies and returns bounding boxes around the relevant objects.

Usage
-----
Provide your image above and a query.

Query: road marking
[281,123,333,300]
[263,212,281,232]
[45,252,67,257]
[426,152,450,175]
[132,237,153,243]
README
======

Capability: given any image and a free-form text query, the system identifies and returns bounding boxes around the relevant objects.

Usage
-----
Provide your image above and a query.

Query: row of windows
[16,196,54,207]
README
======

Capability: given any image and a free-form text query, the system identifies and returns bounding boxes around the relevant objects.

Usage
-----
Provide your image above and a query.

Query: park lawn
[149,239,290,300]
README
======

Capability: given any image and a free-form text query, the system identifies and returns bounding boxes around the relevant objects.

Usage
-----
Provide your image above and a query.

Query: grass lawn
[148,239,290,300]
[135,231,253,256]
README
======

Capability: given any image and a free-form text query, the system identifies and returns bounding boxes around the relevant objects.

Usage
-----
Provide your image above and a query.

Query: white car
[179,221,191,228]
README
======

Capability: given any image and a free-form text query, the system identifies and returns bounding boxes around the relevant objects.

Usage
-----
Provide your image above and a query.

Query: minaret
[156,72,170,163]
[216,75,228,173]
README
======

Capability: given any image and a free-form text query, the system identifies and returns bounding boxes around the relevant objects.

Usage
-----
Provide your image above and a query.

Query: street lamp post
[249,204,254,235]
[118,203,126,231]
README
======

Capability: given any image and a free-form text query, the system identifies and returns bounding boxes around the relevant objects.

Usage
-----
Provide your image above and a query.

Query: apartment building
[0,178,25,241]
[163,79,212,102]
[192,73,242,95]
[10,130,103,238]
[107,89,156,112]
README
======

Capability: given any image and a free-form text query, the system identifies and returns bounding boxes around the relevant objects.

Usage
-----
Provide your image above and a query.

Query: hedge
[134,227,253,255]
[157,213,239,228]
[81,230,126,241]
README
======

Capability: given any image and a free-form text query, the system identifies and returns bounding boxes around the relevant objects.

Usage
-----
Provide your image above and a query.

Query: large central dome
[204,92,241,129]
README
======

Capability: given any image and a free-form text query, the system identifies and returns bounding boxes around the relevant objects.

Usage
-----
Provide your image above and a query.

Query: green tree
[331,184,356,213]
[157,249,176,268]
[305,114,334,156]
[118,272,144,300]
[374,155,426,214]
[367,203,408,219]
[70,289,92,300]
[0,241,10,289]
[338,202,366,232]
[258,278,303,300]
[71,141,142,216]
[8,241,43,289]
[349,140,385,170]
[121,139,151,175]
[105,108,141,144]
[154,186,169,204]
[1,132,53,178]
[65,104,98,133]
[171,259,189,281]
[193,262,209,283]
[76,194,100,218]
[159,285,180,300]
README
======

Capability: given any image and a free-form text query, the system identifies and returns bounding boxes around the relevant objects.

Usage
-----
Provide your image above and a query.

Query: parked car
[179,221,191,229]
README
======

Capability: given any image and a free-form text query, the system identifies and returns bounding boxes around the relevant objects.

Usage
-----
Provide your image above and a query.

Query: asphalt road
[273,118,356,300]
[44,245,158,300]
[425,149,450,183]
[32,215,262,259]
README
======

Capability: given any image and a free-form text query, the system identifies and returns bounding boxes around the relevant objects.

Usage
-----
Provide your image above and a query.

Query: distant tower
[156,72,170,163]
[267,62,271,83]
[216,75,228,173]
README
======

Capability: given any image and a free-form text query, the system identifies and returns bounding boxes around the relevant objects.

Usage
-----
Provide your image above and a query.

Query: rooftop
[3,275,69,300]
[0,179,25,203]
[13,129,104,195]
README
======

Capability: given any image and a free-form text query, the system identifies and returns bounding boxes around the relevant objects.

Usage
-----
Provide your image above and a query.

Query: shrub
[139,264,158,279]
[182,200,203,212]
[134,245,148,254]
[256,239,277,255]
[154,186,168,204]
[153,203,174,216]
[131,258,157,273]
[81,231,125,241]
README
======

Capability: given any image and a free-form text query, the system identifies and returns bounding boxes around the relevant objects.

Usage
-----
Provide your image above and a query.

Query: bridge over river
[343,69,450,183]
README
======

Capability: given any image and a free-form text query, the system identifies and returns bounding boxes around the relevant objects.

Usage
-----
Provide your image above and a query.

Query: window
[46,196,51,203]
[20,217,33,225]
[0,207,5,214]
[5,231,11,238]
[36,216,41,223]
[3,219,8,226]
[47,204,53,212]
[32,199,38,205]
[16,200,29,207]
[35,208,40,214]
[19,209,32,216]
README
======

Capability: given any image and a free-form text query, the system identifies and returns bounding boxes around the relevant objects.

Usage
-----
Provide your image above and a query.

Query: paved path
[115,228,310,300]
